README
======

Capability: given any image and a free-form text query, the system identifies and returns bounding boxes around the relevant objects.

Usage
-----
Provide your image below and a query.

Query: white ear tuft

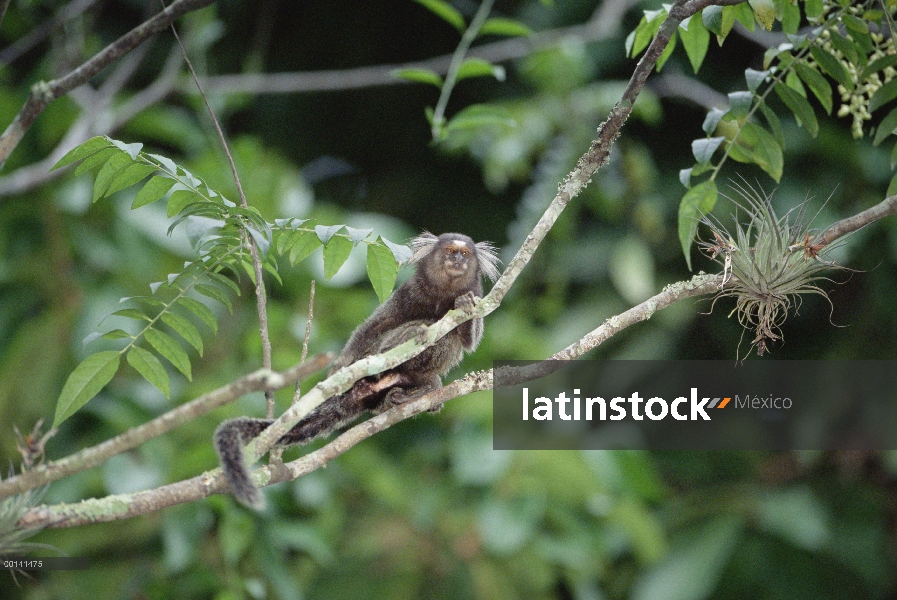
[475,241,501,282]
[408,231,438,265]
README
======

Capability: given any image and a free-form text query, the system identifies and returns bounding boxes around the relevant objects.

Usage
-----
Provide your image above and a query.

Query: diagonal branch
[0,354,331,501]
[0,0,215,167]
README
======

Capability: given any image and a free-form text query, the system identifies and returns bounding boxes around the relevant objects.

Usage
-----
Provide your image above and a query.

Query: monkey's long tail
[214,396,367,508]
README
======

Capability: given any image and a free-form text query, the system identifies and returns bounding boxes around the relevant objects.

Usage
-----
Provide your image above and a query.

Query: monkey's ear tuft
[475,241,501,282]
[408,231,439,265]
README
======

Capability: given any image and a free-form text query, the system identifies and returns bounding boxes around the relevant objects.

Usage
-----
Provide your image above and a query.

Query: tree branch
[0,0,215,167]
[0,354,331,500]
[817,194,897,246]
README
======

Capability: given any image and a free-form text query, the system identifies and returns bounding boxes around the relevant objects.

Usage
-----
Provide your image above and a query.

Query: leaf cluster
[49,137,411,426]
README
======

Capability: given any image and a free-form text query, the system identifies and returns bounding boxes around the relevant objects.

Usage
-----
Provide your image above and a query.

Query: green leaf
[794,63,832,114]
[127,346,170,398]
[727,91,753,119]
[113,308,152,322]
[161,312,203,356]
[178,297,218,335]
[702,108,726,135]
[167,188,199,218]
[50,136,112,171]
[73,147,117,177]
[315,224,344,244]
[207,271,242,297]
[715,5,738,43]
[132,176,175,209]
[702,5,723,35]
[692,136,725,164]
[728,122,783,182]
[759,102,784,146]
[841,14,868,35]
[444,104,516,133]
[145,329,192,380]
[110,139,143,160]
[809,46,853,91]
[54,351,121,427]
[391,68,443,88]
[104,162,158,198]
[628,11,664,57]
[195,283,234,313]
[366,239,400,303]
[828,31,858,66]
[744,68,769,93]
[874,106,897,146]
[323,234,354,279]
[678,180,718,271]
[748,0,774,30]
[479,17,531,37]
[869,78,897,113]
[679,167,693,188]
[414,0,465,32]
[860,54,897,82]
[288,229,323,265]
[456,58,505,82]
[679,14,709,73]
[805,0,823,21]
[101,329,133,341]
[93,152,135,201]
[780,0,800,34]
[775,82,818,137]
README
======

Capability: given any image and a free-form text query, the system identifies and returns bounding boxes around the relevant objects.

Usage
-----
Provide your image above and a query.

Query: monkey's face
[438,239,475,280]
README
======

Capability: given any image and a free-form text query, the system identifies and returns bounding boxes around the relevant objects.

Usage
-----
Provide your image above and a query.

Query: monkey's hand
[454,291,479,314]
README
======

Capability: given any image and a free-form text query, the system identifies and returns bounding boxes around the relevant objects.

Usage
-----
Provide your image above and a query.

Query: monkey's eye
[461,248,470,257]
[445,247,455,255]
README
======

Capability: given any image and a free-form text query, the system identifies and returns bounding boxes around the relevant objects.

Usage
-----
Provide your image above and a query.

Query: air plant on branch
[698,181,847,358]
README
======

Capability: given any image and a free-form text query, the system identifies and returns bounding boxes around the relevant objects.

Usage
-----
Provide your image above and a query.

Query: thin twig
[816,194,897,247]
[165,3,276,416]
[0,0,100,66]
[0,0,215,167]
[293,280,316,403]
[431,0,496,138]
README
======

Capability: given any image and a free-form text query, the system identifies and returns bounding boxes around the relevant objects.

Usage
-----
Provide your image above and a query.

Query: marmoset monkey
[215,232,500,507]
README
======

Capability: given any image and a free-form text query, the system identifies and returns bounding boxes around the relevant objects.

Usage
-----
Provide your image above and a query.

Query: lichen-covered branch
[817,194,897,246]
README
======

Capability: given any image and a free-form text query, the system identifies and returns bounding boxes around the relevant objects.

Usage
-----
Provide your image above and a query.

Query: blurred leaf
[794,63,832,114]
[748,0,774,30]
[692,136,725,164]
[126,345,170,398]
[727,122,783,181]
[873,106,897,146]
[631,516,742,600]
[757,486,829,550]
[456,58,505,82]
[744,68,769,93]
[678,179,718,270]
[54,351,121,427]
[391,68,443,88]
[445,104,516,133]
[869,78,897,113]
[727,91,753,119]
[679,14,709,73]
[413,0,464,32]
[810,46,853,91]
[479,17,531,37]
[775,81,819,136]
[315,224,344,244]
[702,108,726,135]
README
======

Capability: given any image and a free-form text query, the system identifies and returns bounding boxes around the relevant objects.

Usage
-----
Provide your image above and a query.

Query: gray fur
[214,232,499,508]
